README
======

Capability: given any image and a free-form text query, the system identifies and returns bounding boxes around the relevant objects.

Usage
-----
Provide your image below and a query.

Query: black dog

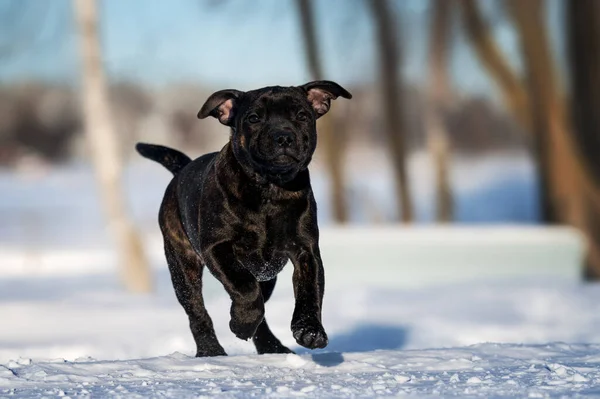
[136,81,351,356]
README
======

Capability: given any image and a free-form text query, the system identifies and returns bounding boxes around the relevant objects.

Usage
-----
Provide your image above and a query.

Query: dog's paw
[195,340,227,357]
[291,318,328,349]
[230,318,262,341]
[229,304,264,341]
[195,347,227,357]
[254,336,295,355]
[256,343,295,355]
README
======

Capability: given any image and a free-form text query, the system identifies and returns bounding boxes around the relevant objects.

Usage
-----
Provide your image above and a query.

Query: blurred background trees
[296,0,348,223]
[566,0,600,279]
[1,0,599,287]
[73,0,152,292]
[369,0,414,223]
[427,0,453,222]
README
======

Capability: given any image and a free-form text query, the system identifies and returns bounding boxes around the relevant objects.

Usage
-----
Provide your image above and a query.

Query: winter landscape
[2,156,600,398]
[3,0,600,397]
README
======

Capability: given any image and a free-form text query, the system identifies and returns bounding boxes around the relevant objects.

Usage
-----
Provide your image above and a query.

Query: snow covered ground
[1,272,600,397]
[2,152,600,397]
[4,343,600,398]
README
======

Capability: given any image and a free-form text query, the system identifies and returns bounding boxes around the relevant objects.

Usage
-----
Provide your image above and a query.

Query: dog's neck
[215,143,311,202]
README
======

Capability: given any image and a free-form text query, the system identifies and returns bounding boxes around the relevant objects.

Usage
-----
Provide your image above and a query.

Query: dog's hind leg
[164,240,226,357]
[252,278,294,354]
[160,184,226,357]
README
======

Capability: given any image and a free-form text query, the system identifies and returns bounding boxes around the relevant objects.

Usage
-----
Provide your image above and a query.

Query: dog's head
[197,81,351,185]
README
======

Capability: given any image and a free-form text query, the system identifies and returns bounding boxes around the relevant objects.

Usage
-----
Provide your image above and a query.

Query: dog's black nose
[273,131,294,148]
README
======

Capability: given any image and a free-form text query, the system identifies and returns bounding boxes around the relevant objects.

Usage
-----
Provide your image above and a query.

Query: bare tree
[508,0,600,279]
[567,0,600,187]
[368,0,414,223]
[459,0,600,279]
[507,0,568,224]
[458,0,530,130]
[567,0,600,279]
[73,0,152,293]
[426,0,454,222]
[459,0,560,224]
[295,0,348,223]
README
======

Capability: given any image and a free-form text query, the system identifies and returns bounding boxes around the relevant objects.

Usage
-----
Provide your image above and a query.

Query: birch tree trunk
[73,0,152,293]
[427,0,454,222]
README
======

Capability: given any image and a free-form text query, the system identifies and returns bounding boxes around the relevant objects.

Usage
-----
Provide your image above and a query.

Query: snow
[1,271,600,397]
[1,152,599,397]
[3,343,600,398]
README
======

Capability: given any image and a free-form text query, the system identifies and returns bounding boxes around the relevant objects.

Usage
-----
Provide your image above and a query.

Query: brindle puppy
[136,81,351,356]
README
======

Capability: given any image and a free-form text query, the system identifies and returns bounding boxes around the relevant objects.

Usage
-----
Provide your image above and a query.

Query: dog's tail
[135,143,192,175]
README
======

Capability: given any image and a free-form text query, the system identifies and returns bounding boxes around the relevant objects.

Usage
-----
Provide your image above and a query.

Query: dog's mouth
[272,154,299,165]
[254,153,300,169]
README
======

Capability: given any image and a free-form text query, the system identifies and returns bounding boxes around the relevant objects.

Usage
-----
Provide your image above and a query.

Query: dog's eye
[296,111,308,121]
[247,114,261,124]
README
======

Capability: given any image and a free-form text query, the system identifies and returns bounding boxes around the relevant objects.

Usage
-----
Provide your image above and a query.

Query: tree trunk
[507,0,568,225]
[295,0,348,223]
[567,0,600,279]
[460,0,600,278]
[427,0,454,222]
[460,0,558,224]
[567,0,600,187]
[459,0,531,130]
[509,0,581,228]
[73,0,153,293]
[510,0,600,280]
[368,0,414,223]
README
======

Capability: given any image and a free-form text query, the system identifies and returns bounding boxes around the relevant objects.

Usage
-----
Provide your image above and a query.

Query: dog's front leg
[204,242,264,341]
[289,246,328,349]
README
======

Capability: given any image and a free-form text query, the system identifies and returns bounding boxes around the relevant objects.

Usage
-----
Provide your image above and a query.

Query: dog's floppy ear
[300,80,352,119]
[197,89,244,126]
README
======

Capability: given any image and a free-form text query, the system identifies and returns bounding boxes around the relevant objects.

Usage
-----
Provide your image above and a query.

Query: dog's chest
[232,207,294,281]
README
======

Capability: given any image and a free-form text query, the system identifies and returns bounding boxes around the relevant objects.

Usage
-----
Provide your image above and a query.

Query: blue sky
[0,0,564,96]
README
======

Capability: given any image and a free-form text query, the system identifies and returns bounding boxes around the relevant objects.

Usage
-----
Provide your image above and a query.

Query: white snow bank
[1,226,586,288]
[318,225,586,287]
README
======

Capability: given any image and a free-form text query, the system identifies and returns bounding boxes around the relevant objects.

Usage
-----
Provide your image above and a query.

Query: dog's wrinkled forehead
[240,86,310,115]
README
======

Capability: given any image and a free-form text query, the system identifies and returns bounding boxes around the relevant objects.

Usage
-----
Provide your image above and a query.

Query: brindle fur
[136,81,351,356]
